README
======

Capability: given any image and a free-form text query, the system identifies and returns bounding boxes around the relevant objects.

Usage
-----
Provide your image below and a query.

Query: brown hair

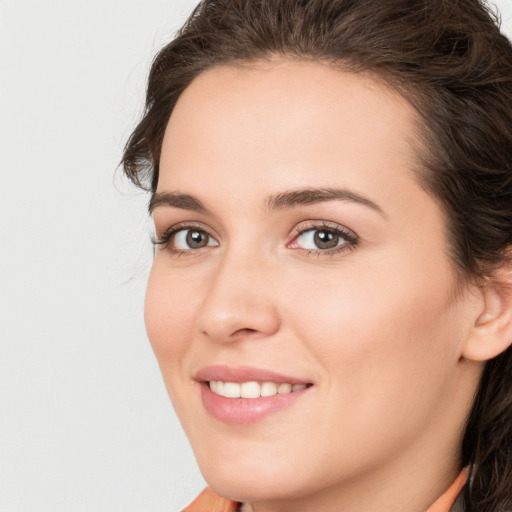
[122,1,512,509]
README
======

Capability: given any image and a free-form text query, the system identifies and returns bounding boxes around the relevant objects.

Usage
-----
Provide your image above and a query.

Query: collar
[183,468,469,512]
[425,467,468,512]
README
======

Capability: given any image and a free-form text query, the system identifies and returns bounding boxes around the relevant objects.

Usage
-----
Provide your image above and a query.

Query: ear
[462,263,512,362]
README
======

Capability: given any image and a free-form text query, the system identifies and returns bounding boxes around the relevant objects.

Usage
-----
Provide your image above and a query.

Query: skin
[145,60,487,512]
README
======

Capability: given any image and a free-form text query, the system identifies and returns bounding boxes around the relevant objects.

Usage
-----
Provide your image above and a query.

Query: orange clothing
[182,468,469,512]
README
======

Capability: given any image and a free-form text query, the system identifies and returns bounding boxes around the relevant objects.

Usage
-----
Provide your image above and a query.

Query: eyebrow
[149,192,209,215]
[265,187,385,216]
[149,187,385,217]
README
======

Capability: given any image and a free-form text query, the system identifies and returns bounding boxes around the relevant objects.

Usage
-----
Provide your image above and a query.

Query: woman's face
[146,60,482,508]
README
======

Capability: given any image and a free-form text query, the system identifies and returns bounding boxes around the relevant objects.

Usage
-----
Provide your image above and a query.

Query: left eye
[294,228,350,250]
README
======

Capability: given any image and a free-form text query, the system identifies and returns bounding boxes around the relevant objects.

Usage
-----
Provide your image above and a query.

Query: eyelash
[151,222,209,256]
[289,221,358,256]
[152,221,358,257]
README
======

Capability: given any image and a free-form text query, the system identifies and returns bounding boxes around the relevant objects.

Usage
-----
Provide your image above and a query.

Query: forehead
[162,59,417,175]
[158,59,426,212]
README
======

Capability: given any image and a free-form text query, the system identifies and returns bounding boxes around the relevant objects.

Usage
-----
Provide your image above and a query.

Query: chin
[207,477,298,505]
[196,453,307,503]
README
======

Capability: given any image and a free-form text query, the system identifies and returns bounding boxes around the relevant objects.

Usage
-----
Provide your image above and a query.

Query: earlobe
[462,277,512,362]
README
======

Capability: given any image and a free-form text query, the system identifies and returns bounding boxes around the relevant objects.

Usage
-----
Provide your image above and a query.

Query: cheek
[287,258,456,350]
[144,261,199,368]
[283,257,462,430]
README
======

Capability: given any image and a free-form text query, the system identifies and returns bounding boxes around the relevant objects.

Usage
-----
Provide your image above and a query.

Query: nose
[195,250,281,343]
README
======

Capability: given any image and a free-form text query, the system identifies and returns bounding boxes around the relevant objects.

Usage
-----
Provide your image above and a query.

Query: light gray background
[1,1,511,511]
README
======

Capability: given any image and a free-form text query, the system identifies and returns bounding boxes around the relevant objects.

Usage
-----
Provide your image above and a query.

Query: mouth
[208,380,310,398]
[195,366,313,425]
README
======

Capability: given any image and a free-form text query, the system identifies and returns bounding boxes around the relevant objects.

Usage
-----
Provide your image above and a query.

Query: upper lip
[195,365,312,385]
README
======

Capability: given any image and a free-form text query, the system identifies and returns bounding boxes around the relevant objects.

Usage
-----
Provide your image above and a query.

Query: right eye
[173,228,217,250]
[153,225,219,254]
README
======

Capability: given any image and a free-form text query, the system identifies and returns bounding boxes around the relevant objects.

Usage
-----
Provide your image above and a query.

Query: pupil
[186,230,207,248]
[314,230,338,249]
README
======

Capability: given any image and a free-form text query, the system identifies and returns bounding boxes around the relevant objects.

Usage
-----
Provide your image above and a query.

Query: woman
[122,0,512,511]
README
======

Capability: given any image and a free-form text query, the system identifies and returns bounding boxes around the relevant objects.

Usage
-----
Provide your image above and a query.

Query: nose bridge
[195,242,280,342]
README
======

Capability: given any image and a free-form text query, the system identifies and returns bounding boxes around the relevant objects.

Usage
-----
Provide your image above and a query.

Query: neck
[239,425,464,512]
[238,363,479,512]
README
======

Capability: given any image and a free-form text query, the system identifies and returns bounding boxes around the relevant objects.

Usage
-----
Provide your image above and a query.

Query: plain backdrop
[1,1,511,511]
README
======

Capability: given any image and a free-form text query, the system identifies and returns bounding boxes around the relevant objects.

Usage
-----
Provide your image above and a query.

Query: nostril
[196,291,281,343]
[232,327,258,336]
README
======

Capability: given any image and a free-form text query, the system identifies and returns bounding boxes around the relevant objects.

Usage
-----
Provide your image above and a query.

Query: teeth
[241,381,260,398]
[260,382,277,397]
[277,383,292,394]
[209,380,309,398]
[223,382,241,398]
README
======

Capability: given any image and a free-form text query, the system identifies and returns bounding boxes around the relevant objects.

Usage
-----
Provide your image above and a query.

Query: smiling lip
[195,365,313,425]
[195,365,310,384]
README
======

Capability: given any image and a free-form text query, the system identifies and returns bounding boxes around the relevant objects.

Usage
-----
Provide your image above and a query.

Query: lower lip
[199,383,310,425]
